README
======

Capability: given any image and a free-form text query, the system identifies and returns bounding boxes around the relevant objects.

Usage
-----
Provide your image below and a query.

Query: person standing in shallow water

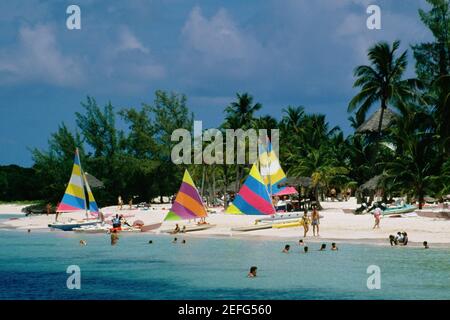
[110,230,119,246]
[248,266,257,278]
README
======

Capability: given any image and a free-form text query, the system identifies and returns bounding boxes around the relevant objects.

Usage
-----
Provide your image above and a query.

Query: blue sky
[0,0,432,166]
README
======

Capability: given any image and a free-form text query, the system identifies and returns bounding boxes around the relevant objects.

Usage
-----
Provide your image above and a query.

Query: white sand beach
[1,199,449,245]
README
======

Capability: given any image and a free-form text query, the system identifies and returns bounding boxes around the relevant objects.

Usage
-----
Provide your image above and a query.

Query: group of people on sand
[389,232,409,246]
[171,223,186,234]
[301,207,320,237]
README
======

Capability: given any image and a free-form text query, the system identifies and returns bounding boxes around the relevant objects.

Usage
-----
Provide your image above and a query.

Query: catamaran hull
[48,221,99,231]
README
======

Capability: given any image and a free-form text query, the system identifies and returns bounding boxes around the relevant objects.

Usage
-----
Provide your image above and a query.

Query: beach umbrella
[274,187,298,197]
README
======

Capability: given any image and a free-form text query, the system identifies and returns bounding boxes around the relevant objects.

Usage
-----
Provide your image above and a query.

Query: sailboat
[258,139,287,196]
[48,149,101,231]
[225,163,276,215]
[162,169,214,233]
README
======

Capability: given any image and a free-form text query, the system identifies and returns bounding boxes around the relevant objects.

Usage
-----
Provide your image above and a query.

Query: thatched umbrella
[278,176,313,188]
[356,107,398,134]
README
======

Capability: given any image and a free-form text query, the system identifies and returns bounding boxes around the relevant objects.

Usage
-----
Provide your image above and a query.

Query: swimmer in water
[172,237,178,243]
[331,243,338,251]
[182,239,186,244]
[247,266,257,278]
[282,244,290,253]
[148,240,153,244]
[79,240,87,246]
[298,239,304,246]
[423,241,429,249]
[319,243,326,251]
[304,246,309,253]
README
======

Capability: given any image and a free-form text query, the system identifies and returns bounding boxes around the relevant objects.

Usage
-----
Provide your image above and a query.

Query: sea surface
[0,227,449,300]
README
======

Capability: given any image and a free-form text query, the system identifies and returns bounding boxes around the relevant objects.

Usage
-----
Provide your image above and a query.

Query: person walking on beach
[311,207,320,236]
[118,196,123,210]
[46,203,52,216]
[301,210,310,238]
[373,208,381,229]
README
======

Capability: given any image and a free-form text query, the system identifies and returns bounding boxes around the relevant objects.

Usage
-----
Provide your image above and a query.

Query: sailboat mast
[76,148,89,219]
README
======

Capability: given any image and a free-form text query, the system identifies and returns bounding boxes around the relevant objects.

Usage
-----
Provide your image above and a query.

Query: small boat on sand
[377,204,417,216]
[231,224,273,232]
[272,220,302,229]
[161,224,216,234]
[255,212,303,223]
[49,220,99,231]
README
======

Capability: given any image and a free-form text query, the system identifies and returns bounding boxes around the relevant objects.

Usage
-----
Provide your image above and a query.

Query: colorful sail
[258,140,286,195]
[225,163,276,215]
[57,149,99,213]
[165,170,208,221]
[83,173,99,213]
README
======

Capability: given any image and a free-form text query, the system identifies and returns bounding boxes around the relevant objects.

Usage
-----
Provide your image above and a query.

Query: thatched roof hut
[357,175,383,193]
[278,176,313,188]
[356,107,398,134]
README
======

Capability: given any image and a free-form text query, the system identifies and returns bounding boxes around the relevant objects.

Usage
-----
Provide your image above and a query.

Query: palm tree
[287,147,348,210]
[281,106,305,134]
[348,40,420,135]
[383,105,439,209]
[224,93,262,130]
[223,92,262,191]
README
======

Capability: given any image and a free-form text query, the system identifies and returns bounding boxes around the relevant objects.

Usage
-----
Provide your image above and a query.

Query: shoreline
[1,225,449,249]
[1,199,450,248]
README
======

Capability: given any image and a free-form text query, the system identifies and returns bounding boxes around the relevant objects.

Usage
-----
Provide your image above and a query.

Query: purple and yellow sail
[225,164,276,215]
[57,149,99,213]
[165,170,208,221]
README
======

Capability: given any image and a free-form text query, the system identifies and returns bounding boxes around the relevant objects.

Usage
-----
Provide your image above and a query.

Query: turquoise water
[0,230,449,300]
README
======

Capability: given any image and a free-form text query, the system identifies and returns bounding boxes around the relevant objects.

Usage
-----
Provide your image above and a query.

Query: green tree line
[1,0,449,209]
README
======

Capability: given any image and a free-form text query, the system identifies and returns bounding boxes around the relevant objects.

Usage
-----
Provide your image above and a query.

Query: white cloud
[0,25,84,86]
[181,6,260,63]
[117,27,149,54]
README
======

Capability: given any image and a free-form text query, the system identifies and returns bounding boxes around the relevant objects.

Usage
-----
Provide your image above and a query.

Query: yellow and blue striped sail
[258,140,287,195]
[57,149,98,213]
